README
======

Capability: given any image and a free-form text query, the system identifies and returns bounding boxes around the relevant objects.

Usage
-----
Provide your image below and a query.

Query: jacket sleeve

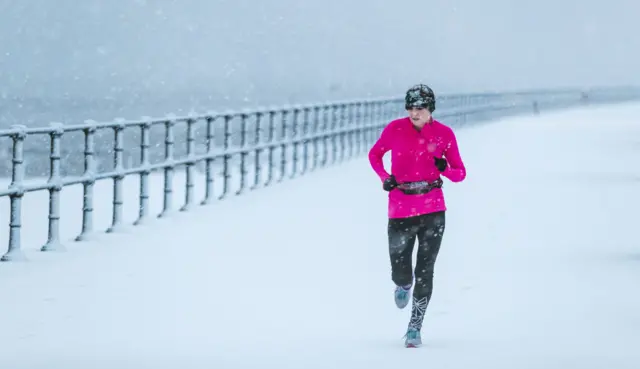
[442,128,466,182]
[368,124,393,181]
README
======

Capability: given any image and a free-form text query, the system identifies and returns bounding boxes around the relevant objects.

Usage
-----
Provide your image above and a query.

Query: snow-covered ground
[1,102,639,369]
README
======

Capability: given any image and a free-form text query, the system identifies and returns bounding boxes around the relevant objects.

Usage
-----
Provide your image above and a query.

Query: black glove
[383,175,397,191]
[434,156,447,172]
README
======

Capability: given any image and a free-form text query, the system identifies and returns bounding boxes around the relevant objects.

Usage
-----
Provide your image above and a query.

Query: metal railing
[1,86,639,261]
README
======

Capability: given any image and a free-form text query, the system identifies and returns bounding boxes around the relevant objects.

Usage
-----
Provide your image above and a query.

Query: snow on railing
[1,87,639,261]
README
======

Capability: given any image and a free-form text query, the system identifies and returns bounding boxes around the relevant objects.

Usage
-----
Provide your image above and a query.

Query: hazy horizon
[1,0,638,124]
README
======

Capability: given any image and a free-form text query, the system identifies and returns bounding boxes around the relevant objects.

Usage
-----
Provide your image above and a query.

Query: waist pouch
[396,178,443,195]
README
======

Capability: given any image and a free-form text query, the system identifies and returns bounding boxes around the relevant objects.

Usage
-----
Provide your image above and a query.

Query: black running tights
[388,211,445,301]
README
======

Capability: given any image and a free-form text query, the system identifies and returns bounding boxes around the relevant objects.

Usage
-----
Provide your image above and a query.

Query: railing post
[347,103,355,159]
[41,122,66,252]
[355,102,364,155]
[278,109,288,182]
[158,115,176,218]
[311,106,320,171]
[339,103,347,162]
[236,112,248,195]
[361,101,367,144]
[300,106,310,175]
[250,112,263,190]
[371,102,381,144]
[75,121,96,241]
[365,102,371,151]
[106,119,126,232]
[1,125,27,262]
[181,116,196,211]
[290,106,300,179]
[365,102,372,146]
[219,113,232,200]
[321,105,330,167]
[264,110,276,187]
[201,113,216,206]
[134,118,151,225]
[367,101,374,146]
[330,104,338,165]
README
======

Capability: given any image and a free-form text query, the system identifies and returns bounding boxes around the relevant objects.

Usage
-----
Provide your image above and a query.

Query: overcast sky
[0,0,638,110]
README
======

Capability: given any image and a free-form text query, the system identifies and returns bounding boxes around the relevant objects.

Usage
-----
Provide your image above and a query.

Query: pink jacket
[368,117,466,218]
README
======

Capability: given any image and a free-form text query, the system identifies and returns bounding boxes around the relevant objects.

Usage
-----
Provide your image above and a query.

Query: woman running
[368,84,467,347]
